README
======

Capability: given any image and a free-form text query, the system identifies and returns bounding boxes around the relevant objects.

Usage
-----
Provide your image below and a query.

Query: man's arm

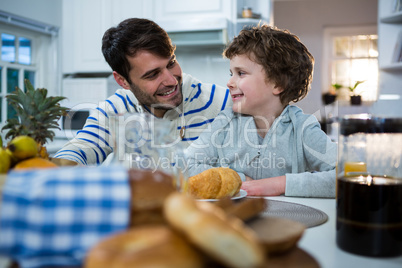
[53,90,142,165]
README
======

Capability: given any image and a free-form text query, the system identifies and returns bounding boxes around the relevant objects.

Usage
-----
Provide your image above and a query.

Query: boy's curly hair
[223,24,314,105]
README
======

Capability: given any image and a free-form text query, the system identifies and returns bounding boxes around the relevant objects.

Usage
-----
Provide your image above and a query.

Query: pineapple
[1,79,68,159]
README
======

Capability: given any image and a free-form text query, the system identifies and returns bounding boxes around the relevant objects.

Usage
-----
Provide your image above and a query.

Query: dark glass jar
[336,114,402,257]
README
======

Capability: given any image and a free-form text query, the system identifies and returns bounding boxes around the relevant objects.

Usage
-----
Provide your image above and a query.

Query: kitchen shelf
[380,61,402,71]
[232,0,272,38]
[375,1,402,117]
[236,18,263,23]
[380,10,402,23]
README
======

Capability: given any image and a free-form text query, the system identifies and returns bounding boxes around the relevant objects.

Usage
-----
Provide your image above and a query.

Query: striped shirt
[54,73,231,165]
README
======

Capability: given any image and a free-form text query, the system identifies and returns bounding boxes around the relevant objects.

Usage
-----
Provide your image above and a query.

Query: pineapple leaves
[38,96,66,111]
[1,79,68,145]
[24,79,35,92]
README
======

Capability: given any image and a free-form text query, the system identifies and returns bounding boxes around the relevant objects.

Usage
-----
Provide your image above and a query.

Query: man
[53,18,231,165]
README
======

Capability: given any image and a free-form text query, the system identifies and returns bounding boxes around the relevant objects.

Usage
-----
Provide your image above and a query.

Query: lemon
[0,148,11,174]
[8,135,38,161]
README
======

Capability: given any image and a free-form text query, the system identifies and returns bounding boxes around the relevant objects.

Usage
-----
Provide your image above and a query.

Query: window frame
[0,23,59,129]
[323,25,378,103]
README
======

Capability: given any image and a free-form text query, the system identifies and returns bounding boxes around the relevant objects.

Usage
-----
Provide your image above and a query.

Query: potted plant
[323,83,341,105]
[349,81,365,105]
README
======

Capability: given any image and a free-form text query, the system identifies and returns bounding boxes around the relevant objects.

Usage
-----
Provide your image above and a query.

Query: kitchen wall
[272,0,378,117]
[0,0,387,118]
[0,0,62,27]
[175,46,230,89]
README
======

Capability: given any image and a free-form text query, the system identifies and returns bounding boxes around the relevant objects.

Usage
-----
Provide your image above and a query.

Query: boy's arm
[242,119,337,198]
[285,169,335,197]
[285,121,337,198]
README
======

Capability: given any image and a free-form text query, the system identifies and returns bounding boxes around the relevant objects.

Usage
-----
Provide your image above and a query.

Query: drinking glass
[110,113,185,190]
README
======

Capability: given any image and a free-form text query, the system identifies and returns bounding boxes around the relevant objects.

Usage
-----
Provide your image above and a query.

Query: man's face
[123,50,183,118]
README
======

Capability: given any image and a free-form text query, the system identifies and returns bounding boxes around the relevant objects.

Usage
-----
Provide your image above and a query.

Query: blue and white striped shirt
[54,74,231,165]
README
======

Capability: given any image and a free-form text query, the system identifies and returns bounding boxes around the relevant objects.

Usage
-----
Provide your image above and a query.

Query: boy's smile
[231,93,244,100]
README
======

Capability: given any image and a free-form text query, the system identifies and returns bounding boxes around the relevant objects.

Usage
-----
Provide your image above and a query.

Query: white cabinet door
[73,0,112,72]
[153,0,232,21]
[62,0,112,73]
[62,0,150,74]
[111,0,152,26]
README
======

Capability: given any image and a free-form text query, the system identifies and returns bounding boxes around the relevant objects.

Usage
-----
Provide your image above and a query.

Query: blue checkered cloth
[0,166,130,268]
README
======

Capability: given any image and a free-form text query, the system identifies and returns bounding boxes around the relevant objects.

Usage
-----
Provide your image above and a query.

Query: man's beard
[129,80,183,113]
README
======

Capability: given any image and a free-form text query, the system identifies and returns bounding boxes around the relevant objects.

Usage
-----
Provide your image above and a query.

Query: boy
[185,25,336,198]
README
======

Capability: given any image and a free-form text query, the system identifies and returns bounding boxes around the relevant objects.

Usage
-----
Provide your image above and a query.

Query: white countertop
[266,196,402,268]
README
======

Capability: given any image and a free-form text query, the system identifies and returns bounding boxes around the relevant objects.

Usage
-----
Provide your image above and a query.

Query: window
[0,31,38,122]
[0,29,37,124]
[0,11,59,130]
[323,26,378,102]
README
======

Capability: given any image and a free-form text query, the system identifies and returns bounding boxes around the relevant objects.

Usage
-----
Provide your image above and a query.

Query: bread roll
[164,192,265,268]
[187,167,242,199]
[223,198,266,222]
[248,217,306,254]
[128,169,176,226]
[85,225,204,268]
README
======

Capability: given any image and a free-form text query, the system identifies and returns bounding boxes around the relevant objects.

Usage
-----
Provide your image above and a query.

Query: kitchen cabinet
[373,0,402,116]
[144,0,272,46]
[62,0,151,74]
[232,0,272,38]
[378,3,402,71]
[153,0,232,21]
[61,0,272,74]
[152,0,233,46]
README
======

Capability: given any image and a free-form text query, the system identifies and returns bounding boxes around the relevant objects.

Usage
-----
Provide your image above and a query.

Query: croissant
[186,167,242,199]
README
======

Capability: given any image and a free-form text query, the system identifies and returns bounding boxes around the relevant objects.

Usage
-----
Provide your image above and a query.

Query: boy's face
[227,54,282,117]
[114,50,183,118]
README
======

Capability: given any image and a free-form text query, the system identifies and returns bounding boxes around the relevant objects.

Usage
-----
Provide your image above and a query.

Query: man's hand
[50,157,79,166]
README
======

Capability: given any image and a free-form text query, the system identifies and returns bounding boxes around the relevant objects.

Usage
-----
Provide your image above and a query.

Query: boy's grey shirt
[184,105,337,198]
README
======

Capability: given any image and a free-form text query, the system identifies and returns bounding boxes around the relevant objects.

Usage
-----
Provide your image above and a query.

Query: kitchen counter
[266,196,402,268]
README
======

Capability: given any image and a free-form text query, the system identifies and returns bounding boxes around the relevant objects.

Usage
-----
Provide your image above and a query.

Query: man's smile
[158,86,177,97]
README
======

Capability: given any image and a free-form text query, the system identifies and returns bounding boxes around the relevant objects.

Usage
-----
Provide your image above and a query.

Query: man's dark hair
[102,18,176,84]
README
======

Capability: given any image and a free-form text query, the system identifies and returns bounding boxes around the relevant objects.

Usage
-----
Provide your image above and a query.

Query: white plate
[196,189,247,202]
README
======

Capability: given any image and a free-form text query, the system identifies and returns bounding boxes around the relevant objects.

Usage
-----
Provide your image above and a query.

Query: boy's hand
[245,175,254,181]
[241,175,286,196]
